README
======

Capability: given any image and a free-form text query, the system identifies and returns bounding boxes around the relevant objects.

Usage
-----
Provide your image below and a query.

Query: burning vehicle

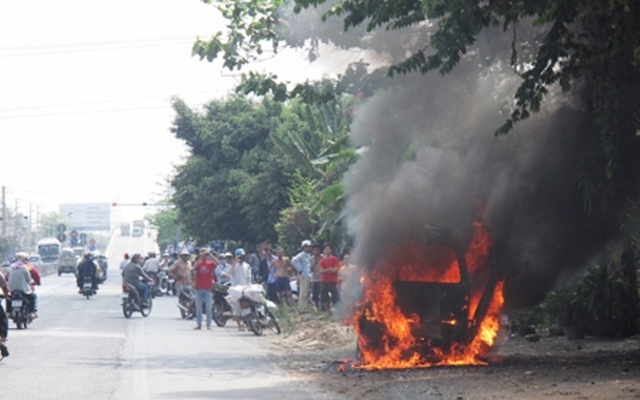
[352,221,504,370]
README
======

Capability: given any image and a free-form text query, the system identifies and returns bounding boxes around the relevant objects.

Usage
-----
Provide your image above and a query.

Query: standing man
[193,248,218,330]
[291,240,313,312]
[167,249,193,292]
[227,248,252,331]
[271,248,294,306]
[319,244,341,313]
[310,243,322,310]
[248,249,260,283]
[261,248,278,304]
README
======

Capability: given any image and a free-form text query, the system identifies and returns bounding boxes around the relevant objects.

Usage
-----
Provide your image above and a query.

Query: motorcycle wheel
[247,314,264,336]
[122,299,133,319]
[266,310,281,334]
[171,284,177,296]
[179,306,187,319]
[141,298,153,317]
[212,299,227,327]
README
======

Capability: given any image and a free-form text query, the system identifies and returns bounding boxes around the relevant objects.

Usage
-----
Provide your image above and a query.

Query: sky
[0,0,355,226]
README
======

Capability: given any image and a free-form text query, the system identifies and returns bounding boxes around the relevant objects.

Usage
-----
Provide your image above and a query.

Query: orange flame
[351,219,504,370]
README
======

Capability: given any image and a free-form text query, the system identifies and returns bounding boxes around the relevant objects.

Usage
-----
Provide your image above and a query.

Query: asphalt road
[1,231,331,400]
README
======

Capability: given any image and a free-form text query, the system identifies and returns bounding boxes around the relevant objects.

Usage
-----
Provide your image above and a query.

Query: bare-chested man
[269,248,294,306]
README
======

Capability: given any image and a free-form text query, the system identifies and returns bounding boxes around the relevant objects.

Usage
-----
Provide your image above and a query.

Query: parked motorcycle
[177,286,195,319]
[81,276,96,299]
[212,282,233,327]
[121,283,153,318]
[7,290,35,329]
[228,284,281,336]
[156,268,175,296]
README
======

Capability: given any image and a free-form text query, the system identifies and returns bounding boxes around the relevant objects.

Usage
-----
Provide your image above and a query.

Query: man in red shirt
[319,244,341,313]
[193,248,218,330]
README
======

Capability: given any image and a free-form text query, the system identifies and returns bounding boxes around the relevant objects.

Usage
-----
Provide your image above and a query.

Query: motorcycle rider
[93,251,108,281]
[119,253,130,271]
[142,252,160,290]
[122,253,154,307]
[7,252,38,318]
[0,268,9,359]
[77,252,98,293]
[24,256,41,290]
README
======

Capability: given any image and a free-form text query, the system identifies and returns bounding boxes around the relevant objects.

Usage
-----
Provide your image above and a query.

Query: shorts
[275,277,291,293]
[321,282,339,304]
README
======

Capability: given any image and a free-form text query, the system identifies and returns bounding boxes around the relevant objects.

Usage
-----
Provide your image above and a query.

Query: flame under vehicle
[355,224,504,370]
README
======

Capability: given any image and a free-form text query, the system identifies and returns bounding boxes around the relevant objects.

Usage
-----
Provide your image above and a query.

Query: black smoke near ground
[341,47,623,311]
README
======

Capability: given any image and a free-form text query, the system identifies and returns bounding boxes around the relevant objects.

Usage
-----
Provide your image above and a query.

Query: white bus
[37,237,62,265]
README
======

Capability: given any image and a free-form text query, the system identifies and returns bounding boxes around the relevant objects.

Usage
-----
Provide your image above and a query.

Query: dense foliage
[169,96,295,244]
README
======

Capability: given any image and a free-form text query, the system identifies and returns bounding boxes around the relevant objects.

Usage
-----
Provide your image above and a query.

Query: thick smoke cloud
[342,45,619,311]
[278,5,626,311]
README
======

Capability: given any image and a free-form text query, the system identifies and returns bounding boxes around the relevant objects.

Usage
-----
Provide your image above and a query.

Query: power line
[0,36,199,58]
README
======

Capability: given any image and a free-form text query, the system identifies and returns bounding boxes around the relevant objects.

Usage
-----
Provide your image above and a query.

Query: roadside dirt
[266,311,640,399]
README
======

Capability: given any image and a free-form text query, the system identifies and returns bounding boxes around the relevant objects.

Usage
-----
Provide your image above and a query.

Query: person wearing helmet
[77,252,98,293]
[6,253,38,318]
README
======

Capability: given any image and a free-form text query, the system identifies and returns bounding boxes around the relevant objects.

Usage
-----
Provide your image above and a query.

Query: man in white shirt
[226,248,252,331]
[291,240,313,312]
[142,252,160,288]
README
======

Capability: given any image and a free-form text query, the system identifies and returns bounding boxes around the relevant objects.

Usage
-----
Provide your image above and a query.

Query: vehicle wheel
[179,306,187,319]
[212,300,227,327]
[171,284,177,296]
[247,315,263,336]
[85,294,91,300]
[141,298,153,317]
[122,300,133,319]
[58,271,62,276]
[266,310,281,334]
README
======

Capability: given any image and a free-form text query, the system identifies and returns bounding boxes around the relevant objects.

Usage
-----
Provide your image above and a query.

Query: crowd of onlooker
[136,240,358,315]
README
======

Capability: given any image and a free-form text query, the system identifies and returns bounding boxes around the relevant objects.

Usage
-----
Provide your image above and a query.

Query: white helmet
[15,252,29,260]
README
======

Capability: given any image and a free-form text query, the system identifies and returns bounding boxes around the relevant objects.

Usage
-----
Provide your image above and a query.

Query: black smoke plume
[341,42,627,311]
